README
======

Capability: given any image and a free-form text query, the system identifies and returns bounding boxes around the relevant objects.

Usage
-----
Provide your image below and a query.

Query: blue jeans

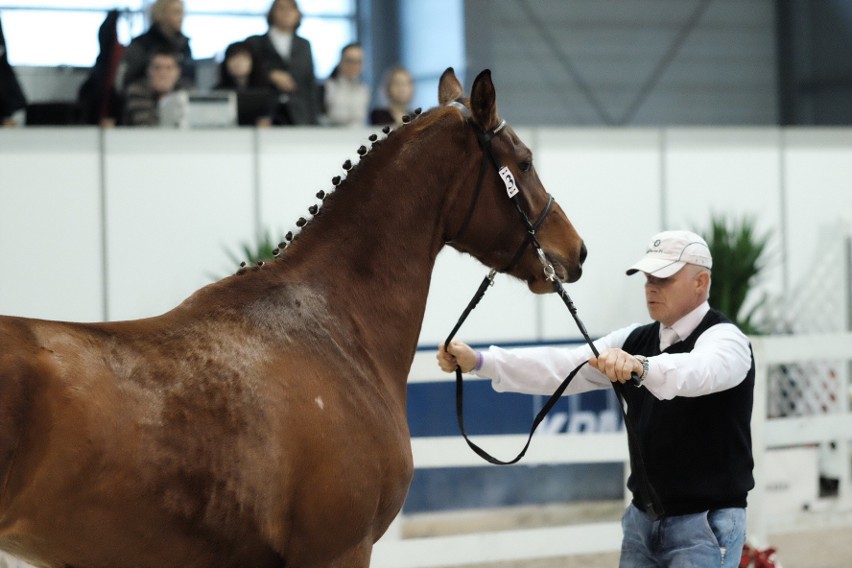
[619,503,746,567]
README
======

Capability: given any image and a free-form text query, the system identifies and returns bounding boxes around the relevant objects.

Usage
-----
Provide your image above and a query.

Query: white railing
[372,333,852,567]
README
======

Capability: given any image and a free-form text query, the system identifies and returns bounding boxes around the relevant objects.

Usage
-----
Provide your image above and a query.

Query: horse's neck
[259,133,460,378]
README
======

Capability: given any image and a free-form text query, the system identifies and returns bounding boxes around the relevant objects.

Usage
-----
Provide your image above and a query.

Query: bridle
[443,102,588,362]
[445,102,555,279]
[442,104,664,519]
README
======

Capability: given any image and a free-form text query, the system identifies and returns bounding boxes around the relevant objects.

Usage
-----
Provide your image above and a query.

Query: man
[244,0,320,125]
[438,230,755,567]
[122,49,185,127]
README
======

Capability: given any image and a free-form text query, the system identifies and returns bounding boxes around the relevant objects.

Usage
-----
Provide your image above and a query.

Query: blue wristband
[474,351,483,371]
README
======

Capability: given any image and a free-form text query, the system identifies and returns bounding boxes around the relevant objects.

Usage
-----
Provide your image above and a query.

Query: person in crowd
[122,48,186,127]
[215,41,254,90]
[322,42,369,127]
[245,0,319,126]
[369,65,414,127]
[437,230,755,568]
[214,40,276,127]
[118,0,194,92]
[77,9,124,128]
[0,15,27,127]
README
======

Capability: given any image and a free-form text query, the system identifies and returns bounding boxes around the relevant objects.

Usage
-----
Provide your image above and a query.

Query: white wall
[1,127,850,344]
[0,128,103,321]
[103,129,257,320]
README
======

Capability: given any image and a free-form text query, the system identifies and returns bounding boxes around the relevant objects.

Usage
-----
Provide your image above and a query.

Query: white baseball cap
[626,230,712,278]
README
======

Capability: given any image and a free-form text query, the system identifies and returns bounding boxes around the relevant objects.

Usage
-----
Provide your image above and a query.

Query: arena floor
[403,501,852,568]
[1,502,848,567]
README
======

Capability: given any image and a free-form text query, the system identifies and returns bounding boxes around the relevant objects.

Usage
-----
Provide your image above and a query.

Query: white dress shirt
[268,28,293,60]
[324,76,370,126]
[477,301,752,401]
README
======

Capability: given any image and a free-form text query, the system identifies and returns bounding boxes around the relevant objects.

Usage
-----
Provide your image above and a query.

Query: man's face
[148,55,180,95]
[643,265,708,327]
[272,0,301,31]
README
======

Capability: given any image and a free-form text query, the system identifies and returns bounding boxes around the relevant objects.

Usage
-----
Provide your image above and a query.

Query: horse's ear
[470,69,499,131]
[438,67,464,105]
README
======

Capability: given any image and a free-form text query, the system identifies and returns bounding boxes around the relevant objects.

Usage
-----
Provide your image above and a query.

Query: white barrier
[373,333,852,566]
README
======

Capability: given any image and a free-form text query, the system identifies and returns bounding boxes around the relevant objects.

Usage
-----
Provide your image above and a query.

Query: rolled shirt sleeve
[476,321,751,401]
[476,324,640,396]
[641,323,751,400]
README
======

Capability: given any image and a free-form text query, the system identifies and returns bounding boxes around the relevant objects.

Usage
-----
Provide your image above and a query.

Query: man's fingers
[590,350,633,383]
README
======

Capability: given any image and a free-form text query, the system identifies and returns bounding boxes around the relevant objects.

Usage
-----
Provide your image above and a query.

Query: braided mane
[233,106,467,276]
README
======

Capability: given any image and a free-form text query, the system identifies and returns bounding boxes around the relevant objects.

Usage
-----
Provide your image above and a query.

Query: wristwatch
[634,355,649,384]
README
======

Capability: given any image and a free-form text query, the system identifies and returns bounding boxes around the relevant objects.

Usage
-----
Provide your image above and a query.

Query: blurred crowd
[0,0,415,129]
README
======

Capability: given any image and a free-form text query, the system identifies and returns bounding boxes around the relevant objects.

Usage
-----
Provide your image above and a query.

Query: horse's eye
[519,160,532,173]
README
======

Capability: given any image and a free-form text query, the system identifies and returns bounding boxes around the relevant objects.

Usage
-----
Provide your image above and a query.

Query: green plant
[225,231,279,266]
[698,215,771,335]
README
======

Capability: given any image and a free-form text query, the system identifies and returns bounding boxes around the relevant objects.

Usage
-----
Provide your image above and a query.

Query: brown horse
[0,69,585,568]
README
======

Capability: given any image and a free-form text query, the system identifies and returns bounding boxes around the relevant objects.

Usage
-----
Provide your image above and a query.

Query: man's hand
[589,348,644,384]
[270,69,297,92]
[437,340,477,373]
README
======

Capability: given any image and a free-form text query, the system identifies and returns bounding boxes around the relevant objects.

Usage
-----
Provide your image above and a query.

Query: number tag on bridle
[498,166,518,199]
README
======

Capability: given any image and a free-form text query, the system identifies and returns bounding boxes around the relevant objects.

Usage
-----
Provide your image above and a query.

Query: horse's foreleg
[287,537,372,568]
[325,539,372,568]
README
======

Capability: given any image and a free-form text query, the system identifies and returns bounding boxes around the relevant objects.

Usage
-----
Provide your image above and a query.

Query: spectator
[77,9,125,128]
[122,49,187,127]
[214,41,276,127]
[322,42,369,127]
[118,0,195,92]
[245,0,320,126]
[437,230,755,568]
[215,41,254,90]
[369,66,414,127]
[0,15,27,127]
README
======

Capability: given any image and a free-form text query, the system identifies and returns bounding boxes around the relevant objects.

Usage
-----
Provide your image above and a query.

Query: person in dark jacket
[215,41,254,91]
[0,15,27,126]
[118,0,194,92]
[438,230,754,568]
[214,41,277,127]
[244,0,319,125]
[77,9,124,127]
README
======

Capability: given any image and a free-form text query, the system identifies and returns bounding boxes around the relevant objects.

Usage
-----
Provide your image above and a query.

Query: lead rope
[443,116,665,518]
[442,267,587,467]
[443,257,664,518]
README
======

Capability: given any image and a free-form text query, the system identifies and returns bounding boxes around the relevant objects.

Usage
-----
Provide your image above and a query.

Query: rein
[442,111,665,519]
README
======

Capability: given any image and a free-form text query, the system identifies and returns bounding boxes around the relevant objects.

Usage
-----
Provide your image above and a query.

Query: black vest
[619,309,755,516]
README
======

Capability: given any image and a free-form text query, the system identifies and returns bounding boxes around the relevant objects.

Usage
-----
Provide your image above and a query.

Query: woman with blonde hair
[369,66,414,127]
[118,0,195,92]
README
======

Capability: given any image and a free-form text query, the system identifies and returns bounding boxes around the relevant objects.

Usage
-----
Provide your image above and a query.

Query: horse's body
[0,69,585,567]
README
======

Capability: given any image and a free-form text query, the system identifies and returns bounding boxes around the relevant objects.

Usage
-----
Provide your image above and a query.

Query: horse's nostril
[579,243,588,264]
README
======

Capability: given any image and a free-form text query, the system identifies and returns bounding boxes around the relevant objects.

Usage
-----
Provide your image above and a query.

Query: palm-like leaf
[699,215,771,335]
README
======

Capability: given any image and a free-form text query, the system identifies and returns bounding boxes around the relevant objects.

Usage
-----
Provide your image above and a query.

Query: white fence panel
[374,333,852,566]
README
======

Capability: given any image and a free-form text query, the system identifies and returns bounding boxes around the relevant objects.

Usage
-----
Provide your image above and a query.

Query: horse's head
[439,68,587,293]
